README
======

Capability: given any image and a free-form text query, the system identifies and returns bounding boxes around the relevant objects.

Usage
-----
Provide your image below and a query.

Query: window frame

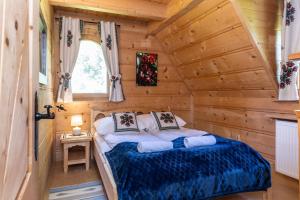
[39,13,48,85]
[72,37,110,101]
[73,91,109,101]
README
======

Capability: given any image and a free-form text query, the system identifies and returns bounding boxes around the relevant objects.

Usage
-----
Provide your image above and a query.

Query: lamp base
[72,127,81,136]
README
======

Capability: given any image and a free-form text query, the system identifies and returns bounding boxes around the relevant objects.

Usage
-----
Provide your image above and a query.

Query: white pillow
[175,115,187,127]
[112,112,140,132]
[137,114,157,132]
[93,116,114,135]
[151,112,179,130]
[94,116,142,136]
[137,113,186,132]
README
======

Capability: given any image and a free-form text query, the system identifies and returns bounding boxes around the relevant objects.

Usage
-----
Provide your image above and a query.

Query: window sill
[272,100,299,103]
[266,113,297,122]
[73,93,108,101]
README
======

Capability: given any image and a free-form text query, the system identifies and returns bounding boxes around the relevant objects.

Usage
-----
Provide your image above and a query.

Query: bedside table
[60,132,93,173]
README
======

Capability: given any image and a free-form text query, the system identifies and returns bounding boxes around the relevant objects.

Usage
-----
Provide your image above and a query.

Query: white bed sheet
[94,128,208,150]
[94,133,112,154]
[93,128,208,179]
[151,127,207,141]
[94,134,114,176]
[102,133,163,149]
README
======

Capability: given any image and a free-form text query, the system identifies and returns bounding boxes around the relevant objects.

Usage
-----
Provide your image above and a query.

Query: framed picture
[39,13,47,85]
[136,52,158,86]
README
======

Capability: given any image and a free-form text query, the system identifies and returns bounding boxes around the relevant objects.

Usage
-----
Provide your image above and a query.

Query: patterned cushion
[112,112,140,132]
[151,111,179,130]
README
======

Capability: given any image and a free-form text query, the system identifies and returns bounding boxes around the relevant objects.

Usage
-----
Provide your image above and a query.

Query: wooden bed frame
[90,109,272,200]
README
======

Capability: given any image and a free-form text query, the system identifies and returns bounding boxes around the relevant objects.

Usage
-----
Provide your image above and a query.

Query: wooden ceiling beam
[48,0,167,21]
[147,0,205,36]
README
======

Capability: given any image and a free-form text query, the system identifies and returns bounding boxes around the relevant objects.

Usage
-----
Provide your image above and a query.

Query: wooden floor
[47,161,298,200]
[219,171,298,200]
[47,161,101,189]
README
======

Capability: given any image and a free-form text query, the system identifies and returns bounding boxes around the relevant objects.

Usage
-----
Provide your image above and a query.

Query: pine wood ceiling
[49,0,168,21]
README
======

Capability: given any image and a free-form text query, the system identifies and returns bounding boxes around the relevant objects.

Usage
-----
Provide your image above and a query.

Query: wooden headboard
[90,110,107,134]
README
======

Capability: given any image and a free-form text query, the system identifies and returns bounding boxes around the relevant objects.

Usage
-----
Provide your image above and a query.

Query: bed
[91,109,272,200]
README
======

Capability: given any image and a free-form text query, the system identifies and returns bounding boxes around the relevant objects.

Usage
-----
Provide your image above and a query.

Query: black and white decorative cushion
[151,111,179,130]
[112,112,140,132]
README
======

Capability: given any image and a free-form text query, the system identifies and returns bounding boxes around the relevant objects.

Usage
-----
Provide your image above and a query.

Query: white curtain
[100,21,125,102]
[279,0,300,100]
[57,17,81,103]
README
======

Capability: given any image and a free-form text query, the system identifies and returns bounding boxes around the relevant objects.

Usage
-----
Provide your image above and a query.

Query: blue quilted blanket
[105,135,271,200]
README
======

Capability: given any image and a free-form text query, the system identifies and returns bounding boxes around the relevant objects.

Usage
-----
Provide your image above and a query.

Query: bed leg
[263,188,272,200]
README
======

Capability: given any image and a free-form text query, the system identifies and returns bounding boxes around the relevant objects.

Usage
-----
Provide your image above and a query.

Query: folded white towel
[137,141,173,153]
[184,135,216,148]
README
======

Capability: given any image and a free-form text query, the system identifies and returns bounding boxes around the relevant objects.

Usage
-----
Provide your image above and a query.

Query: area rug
[49,181,107,200]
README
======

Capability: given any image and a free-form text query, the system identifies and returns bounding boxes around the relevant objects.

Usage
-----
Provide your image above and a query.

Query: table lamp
[71,115,83,136]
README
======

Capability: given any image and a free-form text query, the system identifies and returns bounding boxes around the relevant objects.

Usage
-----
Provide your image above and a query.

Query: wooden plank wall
[0,0,30,198]
[39,0,55,198]
[53,10,192,161]
[234,0,283,75]
[153,0,299,163]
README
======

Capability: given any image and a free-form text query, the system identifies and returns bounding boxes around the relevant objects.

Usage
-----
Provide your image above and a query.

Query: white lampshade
[71,115,83,127]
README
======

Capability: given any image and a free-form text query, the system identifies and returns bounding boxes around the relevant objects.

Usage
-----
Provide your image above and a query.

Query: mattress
[94,134,112,154]
[94,134,112,167]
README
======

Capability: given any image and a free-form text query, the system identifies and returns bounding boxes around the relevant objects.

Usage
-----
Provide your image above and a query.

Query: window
[39,14,47,85]
[72,40,108,97]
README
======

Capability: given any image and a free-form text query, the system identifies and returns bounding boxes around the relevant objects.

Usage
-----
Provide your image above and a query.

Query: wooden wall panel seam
[193,89,275,92]
[170,23,242,53]
[194,104,295,114]
[191,87,274,91]
[176,45,253,67]
[194,119,275,136]
[182,66,265,79]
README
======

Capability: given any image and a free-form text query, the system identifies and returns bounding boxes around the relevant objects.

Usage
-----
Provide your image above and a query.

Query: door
[0,0,39,199]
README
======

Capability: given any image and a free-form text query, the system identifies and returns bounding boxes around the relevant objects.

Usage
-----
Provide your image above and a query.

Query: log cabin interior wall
[1,0,299,198]
[151,0,299,163]
[51,0,300,164]
[52,9,192,161]
[39,0,55,198]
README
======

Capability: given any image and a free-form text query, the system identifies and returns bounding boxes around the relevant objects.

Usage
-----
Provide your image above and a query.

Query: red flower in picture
[149,54,156,64]
[142,55,148,63]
